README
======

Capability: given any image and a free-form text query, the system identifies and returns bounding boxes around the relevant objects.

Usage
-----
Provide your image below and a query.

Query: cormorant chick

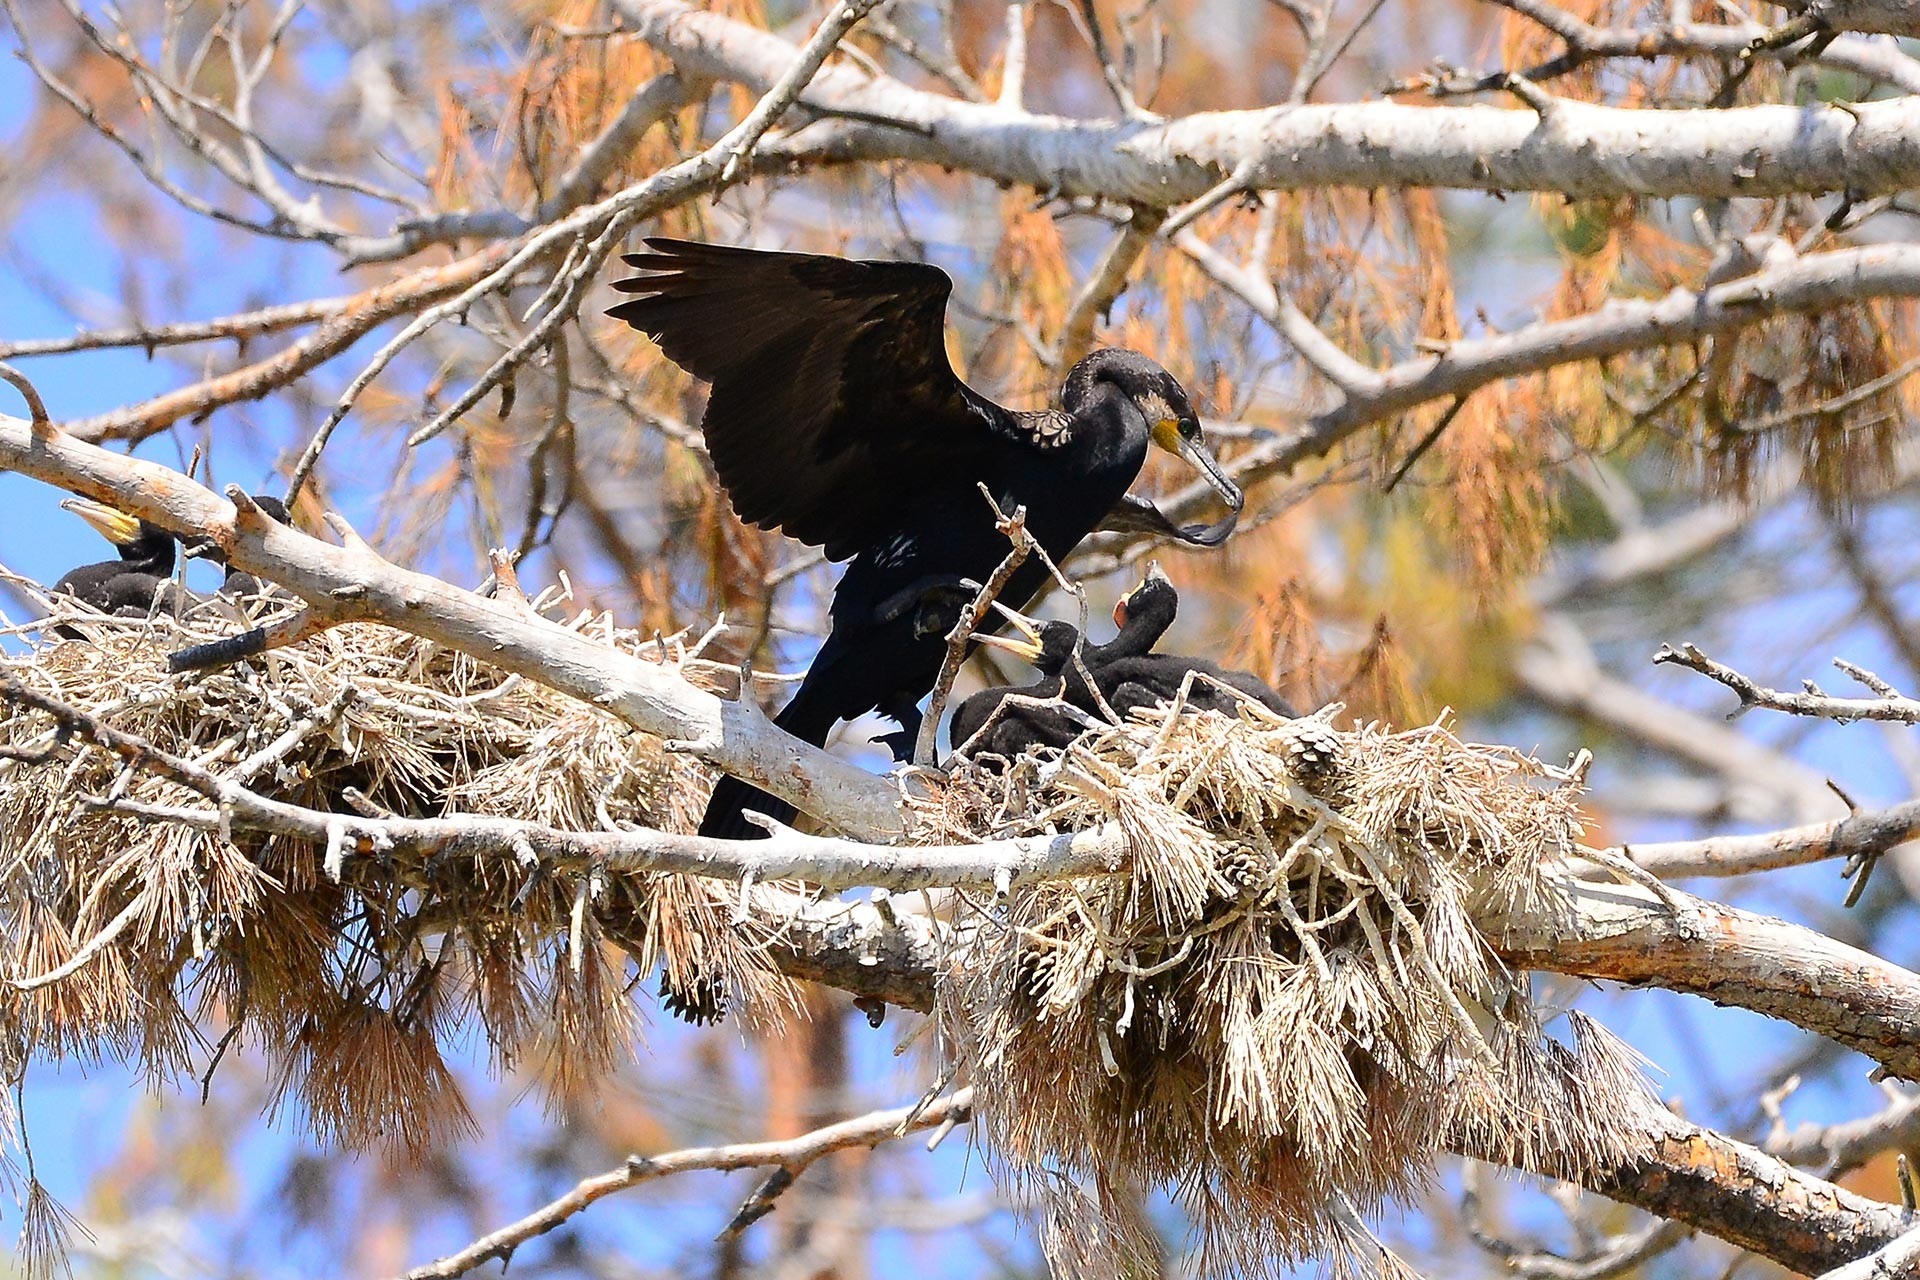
[50,498,178,633]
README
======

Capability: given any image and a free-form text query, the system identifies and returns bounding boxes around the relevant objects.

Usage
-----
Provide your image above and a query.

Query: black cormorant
[1077,572,1298,721]
[50,498,178,630]
[951,616,1098,759]
[950,567,1180,757]
[956,569,1296,756]
[608,240,1243,839]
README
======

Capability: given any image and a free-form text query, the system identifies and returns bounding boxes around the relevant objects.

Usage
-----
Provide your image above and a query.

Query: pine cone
[1277,720,1345,787]
[1215,842,1270,900]
[659,968,728,1026]
[1015,944,1059,1004]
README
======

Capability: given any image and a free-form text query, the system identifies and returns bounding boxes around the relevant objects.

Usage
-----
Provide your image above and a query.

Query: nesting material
[925,696,1659,1280]
[0,585,790,1151]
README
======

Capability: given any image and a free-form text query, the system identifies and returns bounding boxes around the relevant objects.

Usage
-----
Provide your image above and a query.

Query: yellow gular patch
[1151,417,1183,453]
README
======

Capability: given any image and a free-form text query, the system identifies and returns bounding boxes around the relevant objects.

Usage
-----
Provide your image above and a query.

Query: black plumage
[949,568,1178,758]
[50,498,179,631]
[951,567,1296,758]
[1083,575,1299,721]
[608,240,1242,839]
[182,494,290,595]
[658,969,727,1027]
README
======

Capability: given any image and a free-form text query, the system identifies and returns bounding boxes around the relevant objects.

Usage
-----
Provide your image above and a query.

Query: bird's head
[1113,560,1178,630]
[60,498,172,559]
[1083,350,1244,523]
[972,602,1082,673]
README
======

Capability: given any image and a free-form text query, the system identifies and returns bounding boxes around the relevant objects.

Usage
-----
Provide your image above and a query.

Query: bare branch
[0,415,910,837]
[0,294,354,362]
[1392,1,1920,97]
[0,363,52,426]
[398,1088,974,1279]
[1770,1087,1920,1177]
[1607,797,1920,880]
[1053,208,1165,373]
[1655,643,1920,724]
[624,0,1920,201]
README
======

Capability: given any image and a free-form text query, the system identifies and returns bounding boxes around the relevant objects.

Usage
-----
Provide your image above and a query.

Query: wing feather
[607,239,1013,553]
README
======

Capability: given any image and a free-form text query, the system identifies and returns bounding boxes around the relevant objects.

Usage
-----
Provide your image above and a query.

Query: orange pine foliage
[1229,573,1331,712]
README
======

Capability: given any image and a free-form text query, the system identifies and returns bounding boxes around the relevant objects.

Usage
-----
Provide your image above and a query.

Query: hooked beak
[970,600,1047,662]
[60,498,145,547]
[1176,430,1244,517]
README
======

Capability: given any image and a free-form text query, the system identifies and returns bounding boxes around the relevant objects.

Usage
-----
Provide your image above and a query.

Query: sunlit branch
[397,1088,975,1280]
[1655,643,1920,724]
[626,0,1920,201]
[0,414,910,838]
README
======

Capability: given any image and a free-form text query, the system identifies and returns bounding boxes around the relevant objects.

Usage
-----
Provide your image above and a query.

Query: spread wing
[607,239,1016,557]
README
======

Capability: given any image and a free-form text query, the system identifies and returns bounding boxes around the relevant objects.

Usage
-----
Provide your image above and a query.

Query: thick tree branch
[1568,1112,1912,1276]
[0,414,909,837]
[1488,876,1920,1082]
[1817,1224,1920,1280]
[625,0,1920,201]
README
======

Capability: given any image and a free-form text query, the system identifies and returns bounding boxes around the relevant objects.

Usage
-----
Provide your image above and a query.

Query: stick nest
[0,590,791,1152]
[920,698,1659,1280]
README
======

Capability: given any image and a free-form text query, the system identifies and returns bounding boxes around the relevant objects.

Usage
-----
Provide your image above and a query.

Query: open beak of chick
[60,498,146,548]
[1113,560,1171,628]
[970,600,1048,663]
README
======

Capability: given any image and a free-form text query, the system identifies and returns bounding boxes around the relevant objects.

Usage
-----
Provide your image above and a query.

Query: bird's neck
[124,540,175,574]
[1111,600,1174,655]
[1060,378,1149,467]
